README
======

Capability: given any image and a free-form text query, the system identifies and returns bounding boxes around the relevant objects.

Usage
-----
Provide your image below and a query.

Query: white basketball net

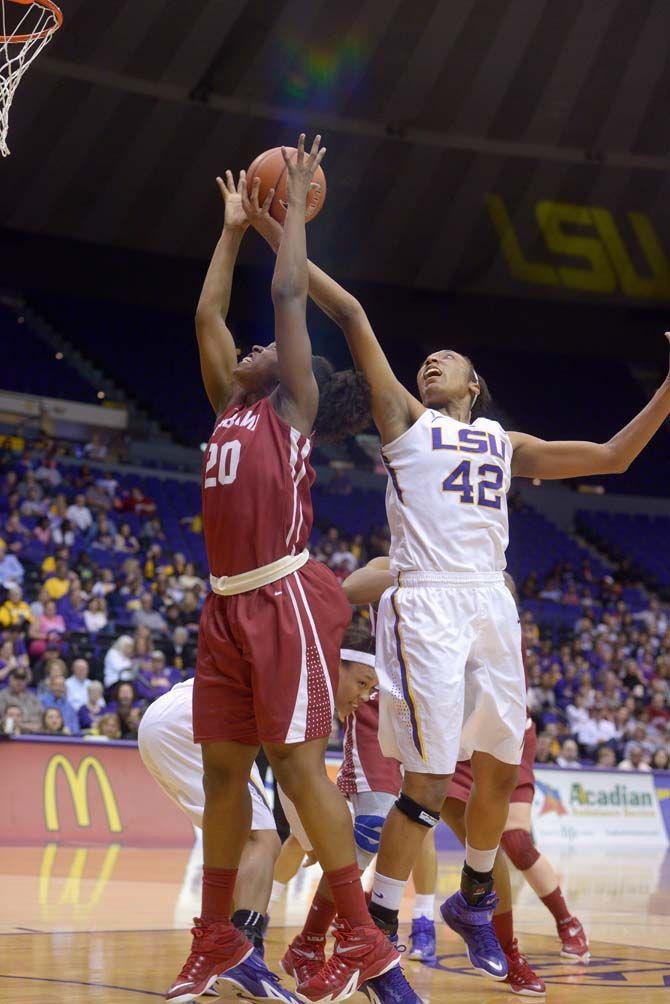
[1,0,61,157]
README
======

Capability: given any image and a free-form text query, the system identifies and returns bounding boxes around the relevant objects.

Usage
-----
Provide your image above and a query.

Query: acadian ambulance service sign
[532,768,668,846]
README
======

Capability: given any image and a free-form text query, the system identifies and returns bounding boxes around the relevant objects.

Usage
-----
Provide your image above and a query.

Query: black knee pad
[395,793,440,828]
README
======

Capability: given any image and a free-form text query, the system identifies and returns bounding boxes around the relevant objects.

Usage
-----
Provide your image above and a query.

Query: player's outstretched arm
[269,133,324,436]
[342,556,393,606]
[194,171,247,415]
[243,188,421,446]
[510,333,670,480]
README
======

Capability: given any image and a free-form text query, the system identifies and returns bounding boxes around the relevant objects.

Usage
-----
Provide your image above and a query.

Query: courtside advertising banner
[532,767,669,847]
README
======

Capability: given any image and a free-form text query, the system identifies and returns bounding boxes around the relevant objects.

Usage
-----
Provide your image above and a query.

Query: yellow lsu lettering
[44,754,122,833]
[486,194,670,301]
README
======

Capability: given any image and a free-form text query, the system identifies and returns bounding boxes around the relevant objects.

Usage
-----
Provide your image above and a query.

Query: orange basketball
[246,146,326,224]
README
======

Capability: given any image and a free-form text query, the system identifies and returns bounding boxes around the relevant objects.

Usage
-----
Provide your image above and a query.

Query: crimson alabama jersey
[202,397,314,577]
[338,692,402,797]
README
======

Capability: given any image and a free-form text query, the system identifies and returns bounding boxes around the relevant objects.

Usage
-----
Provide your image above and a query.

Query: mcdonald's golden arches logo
[43,753,122,833]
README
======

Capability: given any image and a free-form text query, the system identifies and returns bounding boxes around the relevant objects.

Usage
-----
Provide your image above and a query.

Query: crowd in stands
[519,561,670,772]
[0,437,201,742]
[0,436,669,771]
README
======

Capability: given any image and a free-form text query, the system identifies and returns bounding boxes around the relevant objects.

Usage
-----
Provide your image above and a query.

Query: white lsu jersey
[382,410,512,575]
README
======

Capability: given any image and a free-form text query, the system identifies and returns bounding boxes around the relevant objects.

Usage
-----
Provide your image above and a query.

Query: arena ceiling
[2,0,670,304]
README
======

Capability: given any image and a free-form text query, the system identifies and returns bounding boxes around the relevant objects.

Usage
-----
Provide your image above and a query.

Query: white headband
[340,649,376,668]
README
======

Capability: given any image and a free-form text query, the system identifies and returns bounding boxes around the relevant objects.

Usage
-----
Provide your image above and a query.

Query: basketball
[246,146,327,224]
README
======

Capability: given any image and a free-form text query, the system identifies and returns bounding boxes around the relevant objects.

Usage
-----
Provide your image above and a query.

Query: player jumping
[166,135,398,1003]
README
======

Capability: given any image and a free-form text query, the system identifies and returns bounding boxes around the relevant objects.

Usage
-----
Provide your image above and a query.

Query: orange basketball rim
[0,0,62,156]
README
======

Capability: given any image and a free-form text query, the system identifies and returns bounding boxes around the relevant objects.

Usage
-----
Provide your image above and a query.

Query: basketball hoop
[1,0,62,157]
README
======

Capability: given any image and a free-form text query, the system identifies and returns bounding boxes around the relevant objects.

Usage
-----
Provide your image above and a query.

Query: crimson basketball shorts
[193,560,351,746]
[447,717,537,805]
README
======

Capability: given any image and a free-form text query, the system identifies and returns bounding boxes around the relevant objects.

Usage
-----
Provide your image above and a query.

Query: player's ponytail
[312,356,371,442]
[464,356,493,420]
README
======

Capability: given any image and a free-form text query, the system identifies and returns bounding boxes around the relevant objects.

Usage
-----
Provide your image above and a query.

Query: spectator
[556,738,581,768]
[0,585,33,629]
[20,486,47,518]
[177,560,204,593]
[535,732,557,764]
[178,590,200,633]
[106,681,141,737]
[83,596,108,634]
[44,558,70,600]
[40,674,80,735]
[576,707,617,753]
[651,749,670,770]
[33,516,52,546]
[140,517,165,546]
[83,432,108,461]
[618,744,652,772]
[0,668,43,730]
[595,746,617,769]
[91,567,116,599]
[88,712,122,741]
[52,518,76,548]
[65,659,91,711]
[115,486,157,517]
[2,703,24,736]
[566,693,590,734]
[103,635,135,689]
[29,599,66,657]
[78,680,106,731]
[115,522,140,554]
[123,705,143,740]
[0,540,24,587]
[166,625,197,674]
[4,511,29,553]
[0,639,24,683]
[35,458,62,488]
[40,707,68,735]
[135,650,178,702]
[133,593,168,634]
[66,493,93,533]
[59,586,88,633]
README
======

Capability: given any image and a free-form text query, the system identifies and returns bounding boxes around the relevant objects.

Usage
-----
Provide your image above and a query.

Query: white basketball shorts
[279,787,395,869]
[376,571,526,775]
[138,681,275,831]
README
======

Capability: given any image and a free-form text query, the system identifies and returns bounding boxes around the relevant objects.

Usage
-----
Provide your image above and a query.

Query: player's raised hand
[281,133,326,207]
[216,170,249,232]
[242,174,283,249]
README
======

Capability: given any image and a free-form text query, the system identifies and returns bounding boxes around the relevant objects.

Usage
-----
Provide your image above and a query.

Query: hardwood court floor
[1,843,669,1003]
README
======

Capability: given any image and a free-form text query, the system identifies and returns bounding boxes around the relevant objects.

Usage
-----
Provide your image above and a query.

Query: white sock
[270,880,286,903]
[465,841,498,874]
[413,894,435,920]
[371,872,406,912]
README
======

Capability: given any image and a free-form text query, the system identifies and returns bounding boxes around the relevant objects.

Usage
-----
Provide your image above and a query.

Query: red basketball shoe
[504,940,546,996]
[166,917,254,1002]
[281,932,327,985]
[296,920,400,1003]
[558,916,590,963]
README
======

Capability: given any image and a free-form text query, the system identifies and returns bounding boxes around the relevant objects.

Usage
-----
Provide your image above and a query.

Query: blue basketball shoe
[407,917,436,965]
[361,965,424,1003]
[440,891,507,980]
[217,948,300,1001]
